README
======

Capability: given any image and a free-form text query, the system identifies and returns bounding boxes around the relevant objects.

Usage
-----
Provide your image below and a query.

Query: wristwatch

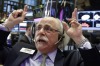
[77,38,89,48]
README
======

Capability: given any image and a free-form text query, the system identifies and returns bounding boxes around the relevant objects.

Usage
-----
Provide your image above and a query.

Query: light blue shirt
[20,50,57,66]
[0,24,7,31]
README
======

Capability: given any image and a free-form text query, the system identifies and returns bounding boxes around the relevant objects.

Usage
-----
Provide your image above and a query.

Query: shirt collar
[33,50,57,63]
[47,49,57,63]
[33,51,41,60]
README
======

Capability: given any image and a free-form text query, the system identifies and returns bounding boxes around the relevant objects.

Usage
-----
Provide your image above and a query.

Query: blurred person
[0,5,100,66]
[18,22,33,44]
[18,22,36,49]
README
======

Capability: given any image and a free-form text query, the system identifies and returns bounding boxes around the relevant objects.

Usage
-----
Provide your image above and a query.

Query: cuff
[77,38,92,49]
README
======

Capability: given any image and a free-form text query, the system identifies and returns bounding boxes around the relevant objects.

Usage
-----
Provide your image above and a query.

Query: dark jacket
[0,30,100,66]
[18,34,36,49]
[18,35,31,44]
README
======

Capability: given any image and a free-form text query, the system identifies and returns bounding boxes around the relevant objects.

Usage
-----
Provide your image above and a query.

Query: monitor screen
[11,21,33,33]
[11,24,19,32]
[77,10,100,31]
[19,21,34,33]
[19,22,27,32]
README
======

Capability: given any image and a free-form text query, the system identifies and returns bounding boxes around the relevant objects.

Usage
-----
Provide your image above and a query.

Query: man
[0,5,100,66]
[18,22,36,49]
[18,22,32,44]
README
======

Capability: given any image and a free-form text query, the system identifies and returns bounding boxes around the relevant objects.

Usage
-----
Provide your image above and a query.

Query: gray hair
[55,18,70,50]
[58,31,70,50]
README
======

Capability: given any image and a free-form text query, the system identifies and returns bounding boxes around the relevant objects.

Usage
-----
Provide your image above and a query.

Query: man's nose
[39,28,46,33]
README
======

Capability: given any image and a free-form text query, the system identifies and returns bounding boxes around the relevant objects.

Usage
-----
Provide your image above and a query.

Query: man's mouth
[38,39,47,42]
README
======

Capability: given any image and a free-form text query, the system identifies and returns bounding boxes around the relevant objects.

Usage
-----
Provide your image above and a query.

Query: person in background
[0,5,100,66]
[18,22,32,44]
[18,22,36,49]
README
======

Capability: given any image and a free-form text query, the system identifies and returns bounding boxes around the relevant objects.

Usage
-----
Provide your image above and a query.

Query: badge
[20,47,35,54]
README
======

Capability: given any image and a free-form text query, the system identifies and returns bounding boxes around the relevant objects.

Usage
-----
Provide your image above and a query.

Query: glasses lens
[36,25,59,33]
[35,25,42,31]
[44,25,53,32]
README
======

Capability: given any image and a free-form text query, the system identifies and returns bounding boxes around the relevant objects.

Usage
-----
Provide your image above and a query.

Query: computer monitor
[19,22,27,33]
[78,10,100,44]
[77,10,100,31]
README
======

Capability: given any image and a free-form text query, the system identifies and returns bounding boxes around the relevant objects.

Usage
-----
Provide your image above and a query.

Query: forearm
[72,35,92,49]
[72,35,86,46]
[1,19,17,31]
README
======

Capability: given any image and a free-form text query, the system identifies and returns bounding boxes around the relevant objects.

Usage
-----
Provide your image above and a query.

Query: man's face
[34,18,59,54]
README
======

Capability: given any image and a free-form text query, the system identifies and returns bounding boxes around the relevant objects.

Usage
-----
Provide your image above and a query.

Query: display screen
[11,21,34,33]
[24,0,36,6]
[77,11,100,31]
[11,24,19,32]
[19,22,27,32]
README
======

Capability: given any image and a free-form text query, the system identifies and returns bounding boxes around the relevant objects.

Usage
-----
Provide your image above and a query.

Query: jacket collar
[54,49,65,66]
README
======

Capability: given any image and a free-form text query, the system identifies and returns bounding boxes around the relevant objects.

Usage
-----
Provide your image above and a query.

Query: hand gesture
[63,8,85,44]
[3,5,28,30]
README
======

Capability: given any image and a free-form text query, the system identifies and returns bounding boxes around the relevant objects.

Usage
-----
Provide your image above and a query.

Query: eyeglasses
[35,25,60,33]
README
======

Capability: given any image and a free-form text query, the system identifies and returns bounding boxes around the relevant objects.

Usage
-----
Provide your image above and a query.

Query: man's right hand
[3,5,28,31]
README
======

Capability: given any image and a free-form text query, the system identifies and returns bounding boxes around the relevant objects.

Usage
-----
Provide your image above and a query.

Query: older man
[0,5,100,66]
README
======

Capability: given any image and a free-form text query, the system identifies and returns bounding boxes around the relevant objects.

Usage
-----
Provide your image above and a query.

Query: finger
[67,18,76,22]
[22,11,27,18]
[15,9,23,18]
[12,10,17,18]
[62,21,69,31]
[24,5,28,12]
[71,19,78,23]
[22,5,28,18]
[67,18,78,24]
[72,8,77,19]
[70,21,80,28]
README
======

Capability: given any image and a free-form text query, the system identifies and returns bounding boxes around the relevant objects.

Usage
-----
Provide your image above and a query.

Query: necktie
[40,55,47,66]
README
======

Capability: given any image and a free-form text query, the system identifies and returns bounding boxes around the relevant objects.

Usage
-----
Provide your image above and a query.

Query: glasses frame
[35,25,60,33]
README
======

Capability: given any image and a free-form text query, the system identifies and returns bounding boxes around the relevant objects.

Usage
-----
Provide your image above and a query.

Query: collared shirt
[20,50,57,66]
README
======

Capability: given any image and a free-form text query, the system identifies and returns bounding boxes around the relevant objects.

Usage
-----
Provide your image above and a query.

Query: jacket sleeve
[79,47,100,66]
[0,30,10,64]
[0,30,10,44]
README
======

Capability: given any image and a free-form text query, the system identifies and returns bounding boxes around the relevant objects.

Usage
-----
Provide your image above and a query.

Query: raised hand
[63,8,85,45]
[3,5,28,30]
